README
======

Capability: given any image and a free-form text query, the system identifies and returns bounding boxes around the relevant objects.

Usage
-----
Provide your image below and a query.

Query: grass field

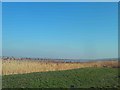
[2,67,119,88]
[2,59,119,75]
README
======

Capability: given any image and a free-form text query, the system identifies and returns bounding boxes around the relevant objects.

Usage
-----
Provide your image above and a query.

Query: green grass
[2,67,120,88]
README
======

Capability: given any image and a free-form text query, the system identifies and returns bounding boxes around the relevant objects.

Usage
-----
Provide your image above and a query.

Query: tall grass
[0,59,2,75]
[2,59,119,75]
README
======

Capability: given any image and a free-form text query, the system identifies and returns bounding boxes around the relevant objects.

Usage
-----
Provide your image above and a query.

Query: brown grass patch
[2,59,119,75]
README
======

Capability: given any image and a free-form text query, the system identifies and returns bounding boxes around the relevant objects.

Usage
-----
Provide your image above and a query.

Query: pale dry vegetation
[0,59,2,75]
[2,59,119,75]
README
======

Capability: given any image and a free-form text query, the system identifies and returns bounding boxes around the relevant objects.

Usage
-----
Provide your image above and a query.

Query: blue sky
[0,2,1,57]
[3,2,118,59]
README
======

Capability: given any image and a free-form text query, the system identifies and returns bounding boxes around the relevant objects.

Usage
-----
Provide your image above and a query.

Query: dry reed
[2,59,119,75]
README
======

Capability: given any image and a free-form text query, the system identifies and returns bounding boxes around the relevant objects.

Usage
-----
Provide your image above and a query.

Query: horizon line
[0,56,118,60]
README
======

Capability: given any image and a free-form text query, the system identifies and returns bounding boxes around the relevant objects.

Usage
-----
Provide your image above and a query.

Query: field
[2,59,119,88]
[2,59,119,75]
[2,67,119,88]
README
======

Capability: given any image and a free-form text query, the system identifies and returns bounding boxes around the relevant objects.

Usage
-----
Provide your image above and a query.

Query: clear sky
[0,2,2,57]
[3,2,118,59]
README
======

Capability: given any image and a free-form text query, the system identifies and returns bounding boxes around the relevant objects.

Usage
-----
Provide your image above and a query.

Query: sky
[0,2,2,57]
[2,2,118,59]
[2,0,120,2]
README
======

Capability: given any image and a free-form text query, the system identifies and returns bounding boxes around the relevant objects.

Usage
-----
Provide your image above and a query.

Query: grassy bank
[2,59,119,75]
[2,67,119,88]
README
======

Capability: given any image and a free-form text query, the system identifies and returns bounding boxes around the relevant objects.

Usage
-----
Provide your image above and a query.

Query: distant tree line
[1,56,67,62]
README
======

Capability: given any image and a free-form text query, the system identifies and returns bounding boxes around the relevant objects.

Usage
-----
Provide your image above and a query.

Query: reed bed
[2,59,119,75]
[0,59,2,75]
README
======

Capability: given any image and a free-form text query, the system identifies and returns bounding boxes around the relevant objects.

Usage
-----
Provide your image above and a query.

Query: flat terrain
[2,59,119,75]
[2,67,119,88]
